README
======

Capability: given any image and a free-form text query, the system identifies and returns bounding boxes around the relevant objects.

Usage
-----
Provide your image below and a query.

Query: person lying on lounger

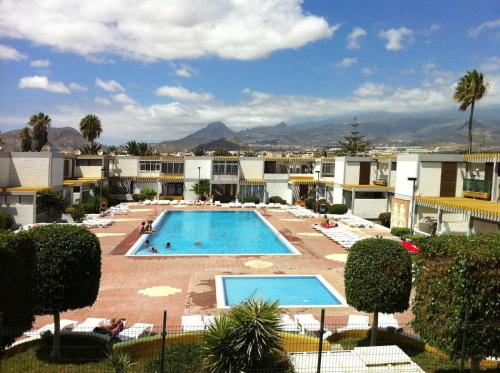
[93,318,125,334]
[320,215,337,228]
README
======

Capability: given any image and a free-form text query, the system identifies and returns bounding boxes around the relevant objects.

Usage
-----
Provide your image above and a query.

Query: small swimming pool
[127,211,298,256]
[216,275,346,308]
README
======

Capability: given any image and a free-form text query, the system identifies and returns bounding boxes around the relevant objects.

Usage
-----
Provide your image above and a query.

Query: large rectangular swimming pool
[216,275,346,308]
[127,211,298,256]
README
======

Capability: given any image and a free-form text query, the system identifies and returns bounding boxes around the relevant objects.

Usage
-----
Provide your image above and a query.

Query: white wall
[265,181,290,203]
[75,165,103,178]
[50,156,64,186]
[353,198,388,219]
[0,154,11,186]
[332,184,343,204]
[185,158,212,180]
[110,157,139,177]
[0,194,36,226]
[418,162,442,197]
[240,158,264,180]
[334,158,346,184]
[440,211,469,235]
[394,155,419,197]
[8,153,64,187]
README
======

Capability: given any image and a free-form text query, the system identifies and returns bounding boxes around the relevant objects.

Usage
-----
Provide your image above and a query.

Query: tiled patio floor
[33,205,413,329]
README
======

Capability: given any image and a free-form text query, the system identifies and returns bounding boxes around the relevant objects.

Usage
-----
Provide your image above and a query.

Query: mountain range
[1,115,499,152]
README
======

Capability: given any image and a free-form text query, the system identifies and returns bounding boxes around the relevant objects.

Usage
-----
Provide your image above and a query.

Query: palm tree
[28,112,51,151]
[78,143,102,155]
[19,127,32,151]
[79,114,103,147]
[453,70,489,154]
[192,145,205,156]
[122,140,153,156]
[36,191,66,222]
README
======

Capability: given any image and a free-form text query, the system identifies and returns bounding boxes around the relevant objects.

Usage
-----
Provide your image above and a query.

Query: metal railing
[463,178,492,193]
[1,312,499,372]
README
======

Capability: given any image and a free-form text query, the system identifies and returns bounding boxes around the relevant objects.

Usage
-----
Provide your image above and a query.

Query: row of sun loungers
[313,224,367,249]
[327,214,376,228]
[14,318,154,347]
[143,199,195,205]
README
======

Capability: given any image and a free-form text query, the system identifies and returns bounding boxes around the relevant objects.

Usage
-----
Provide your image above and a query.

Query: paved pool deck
[33,204,414,329]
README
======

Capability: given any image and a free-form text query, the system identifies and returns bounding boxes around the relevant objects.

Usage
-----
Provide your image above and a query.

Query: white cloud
[17,75,70,93]
[378,27,414,50]
[346,27,367,49]
[422,24,440,36]
[95,97,111,106]
[480,56,500,72]
[69,82,87,92]
[335,57,357,68]
[96,78,125,92]
[362,67,376,75]
[354,82,386,97]
[170,63,198,78]
[30,59,50,67]
[0,43,26,61]
[156,85,213,102]
[468,18,500,37]
[0,0,336,62]
[113,93,135,105]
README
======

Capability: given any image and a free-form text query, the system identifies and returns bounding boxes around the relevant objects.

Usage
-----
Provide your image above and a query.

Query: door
[359,162,371,185]
[440,162,457,197]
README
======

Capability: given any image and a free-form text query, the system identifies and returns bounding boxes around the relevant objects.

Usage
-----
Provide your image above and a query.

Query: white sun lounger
[294,314,321,334]
[378,313,400,329]
[72,318,107,332]
[337,315,370,332]
[118,323,154,340]
[214,201,222,206]
[204,315,216,327]
[279,314,301,333]
[182,315,205,332]
[25,319,78,337]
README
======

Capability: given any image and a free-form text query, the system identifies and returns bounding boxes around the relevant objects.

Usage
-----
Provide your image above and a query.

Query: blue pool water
[221,276,342,307]
[130,211,295,255]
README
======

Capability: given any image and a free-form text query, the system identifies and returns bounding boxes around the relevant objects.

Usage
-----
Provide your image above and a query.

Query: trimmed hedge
[268,196,285,204]
[328,204,348,214]
[391,227,411,238]
[0,231,37,349]
[138,188,157,202]
[243,195,260,204]
[0,211,14,230]
[378,212,391,228]
[412,233,500,366]
[305,197,315,210]
[32,224,101,315]
[345,238,412,314]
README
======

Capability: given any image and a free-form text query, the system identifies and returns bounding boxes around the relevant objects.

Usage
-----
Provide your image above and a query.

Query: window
[63,160,72,178]
[76,158,102,166]
[73,186,81,193]
[166,183,183,196]
[355,191,385,199]
[264,161,276,173]
[391,162,397,171]
[139,161,161,172]
[322,162,334,176]
[161,162,184,174]
[213,161,238,175]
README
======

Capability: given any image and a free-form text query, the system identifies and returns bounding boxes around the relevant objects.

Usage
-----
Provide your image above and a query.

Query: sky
[0,0,500,144]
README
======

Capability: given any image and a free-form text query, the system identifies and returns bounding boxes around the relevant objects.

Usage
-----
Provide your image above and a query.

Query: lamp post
[408,177,417,235]
[99,166,105,213]
[315,170,320,212]
[197,166,201,201]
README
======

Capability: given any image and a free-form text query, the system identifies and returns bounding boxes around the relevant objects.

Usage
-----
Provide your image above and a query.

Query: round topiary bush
[31,224,101,358]
[328,204,348,214]
[268,196,285,204]
[305,197,316,210]
[378,212,391,228]
[0,211,15,230]
[390,227,411,238]
[243,195,260,204]
[344,238,412,345]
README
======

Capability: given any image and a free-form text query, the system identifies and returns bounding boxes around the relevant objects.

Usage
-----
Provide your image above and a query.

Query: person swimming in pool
[165,242,171,249]
[148,247,158,253]
[145,239,150,247]
[194,241,202,246]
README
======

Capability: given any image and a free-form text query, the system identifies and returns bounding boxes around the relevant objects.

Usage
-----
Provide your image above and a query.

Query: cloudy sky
[0,0,499,143]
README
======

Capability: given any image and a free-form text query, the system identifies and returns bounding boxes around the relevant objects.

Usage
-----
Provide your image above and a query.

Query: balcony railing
[463,178,491,193]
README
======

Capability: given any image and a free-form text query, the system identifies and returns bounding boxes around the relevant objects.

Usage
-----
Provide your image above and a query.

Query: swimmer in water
[194,241,202,246]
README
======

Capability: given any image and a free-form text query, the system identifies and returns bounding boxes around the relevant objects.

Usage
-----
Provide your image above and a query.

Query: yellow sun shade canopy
[415,196,500,221]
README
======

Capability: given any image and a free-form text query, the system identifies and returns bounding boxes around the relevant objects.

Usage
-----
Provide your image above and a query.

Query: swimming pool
[127,211,298,256]
[216,275,346,308]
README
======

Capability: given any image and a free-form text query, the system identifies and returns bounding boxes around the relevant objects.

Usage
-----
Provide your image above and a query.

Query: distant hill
[0,126,87,152]
[200,137,245,151]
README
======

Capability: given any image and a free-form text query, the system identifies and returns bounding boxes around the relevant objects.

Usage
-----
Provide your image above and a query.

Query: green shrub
[378,212,391,228]
[391,227,411,238]
[243,195,260,204]
[144,342,203,373]
[71,207,86,223]
[304,197,315,210]
[268,196,285,204]
[159,195,173,201]
[0,211,14,230]
[32,224,101,358]
[0,231,36,349]
[138,188,157,201]
[82,195,100,213]
[328,204,348,214]
[413,233,500,371]
[401,233,426,242]
[345,238,412,345]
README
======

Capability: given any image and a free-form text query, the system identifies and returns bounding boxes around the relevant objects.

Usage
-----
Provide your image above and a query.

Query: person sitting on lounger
[109,318,126,338]
[94,318,125,334]
[320,215,337,228]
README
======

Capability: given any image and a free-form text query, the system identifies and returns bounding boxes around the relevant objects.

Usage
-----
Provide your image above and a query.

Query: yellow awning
[1,186,49,192]
[341,184,395,191]
[240,179,265,184]
[415,196,500,221]
[464,153,500,162]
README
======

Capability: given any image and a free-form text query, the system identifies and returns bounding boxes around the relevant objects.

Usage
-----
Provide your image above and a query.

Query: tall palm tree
[453,70,489,154]
[79,114,103,147]
[28,112,51,151]
[19,127,32,151]
[122,140,153,156]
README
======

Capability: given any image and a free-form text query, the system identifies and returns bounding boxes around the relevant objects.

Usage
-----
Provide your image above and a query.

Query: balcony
[463,178,491,200]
